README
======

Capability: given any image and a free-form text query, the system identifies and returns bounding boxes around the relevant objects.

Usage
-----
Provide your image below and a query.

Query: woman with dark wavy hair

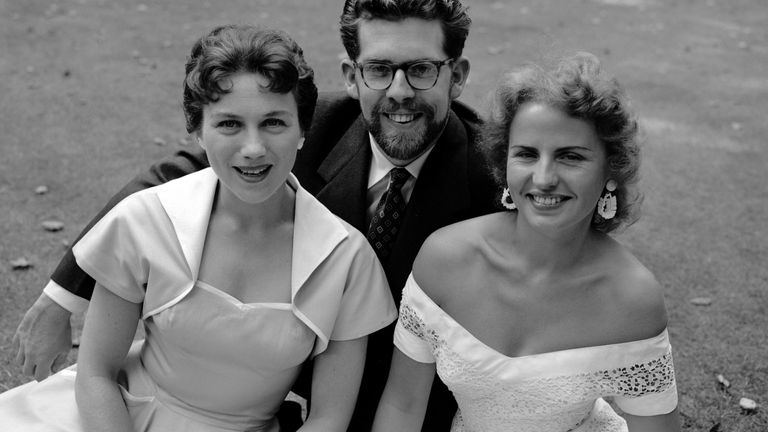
[373,53,680,432]
[0,25,396,432]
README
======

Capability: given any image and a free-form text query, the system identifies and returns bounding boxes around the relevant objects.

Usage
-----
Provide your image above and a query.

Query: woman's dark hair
[183,25,318,134]
[339,0,471,61]
[482,52,642,233]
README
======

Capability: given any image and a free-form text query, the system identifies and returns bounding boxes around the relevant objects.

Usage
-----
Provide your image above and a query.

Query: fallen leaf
[716,374,730,389]
[740,397,758,413]
[690,297,712,306]
[11,257,33,270]
[42,220,65,232]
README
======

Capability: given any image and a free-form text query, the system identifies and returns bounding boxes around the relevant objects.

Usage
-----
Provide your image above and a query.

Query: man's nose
[386,69,415,102]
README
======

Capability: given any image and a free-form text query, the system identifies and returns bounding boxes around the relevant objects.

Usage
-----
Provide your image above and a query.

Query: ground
[0,0,766,430]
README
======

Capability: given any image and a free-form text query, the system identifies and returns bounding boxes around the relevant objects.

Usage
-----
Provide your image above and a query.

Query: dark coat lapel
[314,117,371,232]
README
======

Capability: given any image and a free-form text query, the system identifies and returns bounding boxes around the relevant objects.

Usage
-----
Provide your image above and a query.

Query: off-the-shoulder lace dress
[394,274,678,432]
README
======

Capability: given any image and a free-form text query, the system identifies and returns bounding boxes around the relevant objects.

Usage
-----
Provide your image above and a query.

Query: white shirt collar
[367,133,434,188]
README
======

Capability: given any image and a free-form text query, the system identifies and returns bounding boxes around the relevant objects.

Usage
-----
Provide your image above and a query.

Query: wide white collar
[154,168,349,301]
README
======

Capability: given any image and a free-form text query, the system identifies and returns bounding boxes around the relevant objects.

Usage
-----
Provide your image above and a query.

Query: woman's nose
[241,130,267,158]
[532,160,558,188]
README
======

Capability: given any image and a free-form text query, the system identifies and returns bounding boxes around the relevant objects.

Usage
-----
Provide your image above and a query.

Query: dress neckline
[407,276,669,362]
[195,280,292,309]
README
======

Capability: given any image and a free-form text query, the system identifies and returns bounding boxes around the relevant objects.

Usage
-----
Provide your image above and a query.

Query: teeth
[238,166,269,176]
[531,195,563,206]
[388,113,416,123]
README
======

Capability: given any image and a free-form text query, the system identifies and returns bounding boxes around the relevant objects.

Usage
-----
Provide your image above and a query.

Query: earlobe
[449,57,470,100]
[341,59,360,100]
[195,133,205,150]
[297,136,305,150]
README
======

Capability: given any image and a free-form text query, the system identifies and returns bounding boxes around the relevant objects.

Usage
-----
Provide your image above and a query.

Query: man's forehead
[356,17,446,62]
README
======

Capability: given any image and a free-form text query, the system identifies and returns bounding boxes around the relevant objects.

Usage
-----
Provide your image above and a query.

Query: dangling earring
[597,180,617,220]
[500,188,517,210]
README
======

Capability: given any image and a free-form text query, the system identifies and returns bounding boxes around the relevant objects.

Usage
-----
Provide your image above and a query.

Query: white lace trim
[398,299,676,432]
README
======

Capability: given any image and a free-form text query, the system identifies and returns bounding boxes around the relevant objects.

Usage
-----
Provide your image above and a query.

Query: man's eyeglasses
[355,58,454,91]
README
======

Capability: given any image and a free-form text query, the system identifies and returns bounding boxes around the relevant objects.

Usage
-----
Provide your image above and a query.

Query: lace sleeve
[393,279,436,364]
[611,349,678,416]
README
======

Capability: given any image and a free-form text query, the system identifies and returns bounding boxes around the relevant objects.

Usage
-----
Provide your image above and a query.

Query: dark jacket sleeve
[50,148,209,300]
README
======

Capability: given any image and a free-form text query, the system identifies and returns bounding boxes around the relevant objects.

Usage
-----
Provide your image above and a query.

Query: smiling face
[506,103,610,234]
[198,72,303,207]
[342,18,468,165]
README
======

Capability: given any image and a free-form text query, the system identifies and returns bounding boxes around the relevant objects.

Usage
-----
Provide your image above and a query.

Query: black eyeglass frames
[355,58,454,91]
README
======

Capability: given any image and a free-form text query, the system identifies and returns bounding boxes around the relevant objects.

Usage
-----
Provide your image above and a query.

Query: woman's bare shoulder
[412,213,508,304]
[599,238,669,338]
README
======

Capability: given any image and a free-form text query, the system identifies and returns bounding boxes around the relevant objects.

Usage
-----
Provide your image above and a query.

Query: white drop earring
[501,188,517,210]
[597,180,617,220]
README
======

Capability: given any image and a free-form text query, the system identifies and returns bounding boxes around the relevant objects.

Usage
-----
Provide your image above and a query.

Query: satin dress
[0,170,397,431]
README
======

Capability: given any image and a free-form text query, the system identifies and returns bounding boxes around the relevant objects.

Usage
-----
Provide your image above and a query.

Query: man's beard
[367,101,447,162]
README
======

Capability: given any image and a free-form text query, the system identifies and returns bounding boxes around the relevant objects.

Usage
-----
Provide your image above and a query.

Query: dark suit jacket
[50,91,497,432]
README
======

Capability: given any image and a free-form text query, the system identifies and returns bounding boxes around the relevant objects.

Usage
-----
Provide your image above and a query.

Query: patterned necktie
[367,167,411,260]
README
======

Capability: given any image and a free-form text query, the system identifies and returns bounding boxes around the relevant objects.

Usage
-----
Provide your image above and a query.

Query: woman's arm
[624,408,681,432]
[371,348,436,432]
[75,283,141,432]
[298,336,367,432]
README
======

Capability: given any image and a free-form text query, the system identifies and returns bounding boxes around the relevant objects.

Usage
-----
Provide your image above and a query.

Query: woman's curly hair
[183,25,318,134]
[482,52,642,233]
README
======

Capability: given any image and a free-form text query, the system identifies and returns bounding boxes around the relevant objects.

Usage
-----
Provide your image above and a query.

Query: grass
[1,0,766,430]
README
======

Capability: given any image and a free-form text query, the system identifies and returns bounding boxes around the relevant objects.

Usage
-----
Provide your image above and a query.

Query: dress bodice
[394,275,678,432]
[119,280,314,431]
[133,281,314,427]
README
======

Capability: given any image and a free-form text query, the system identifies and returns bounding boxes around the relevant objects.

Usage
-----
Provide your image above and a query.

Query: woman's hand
[624,407,681,432]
